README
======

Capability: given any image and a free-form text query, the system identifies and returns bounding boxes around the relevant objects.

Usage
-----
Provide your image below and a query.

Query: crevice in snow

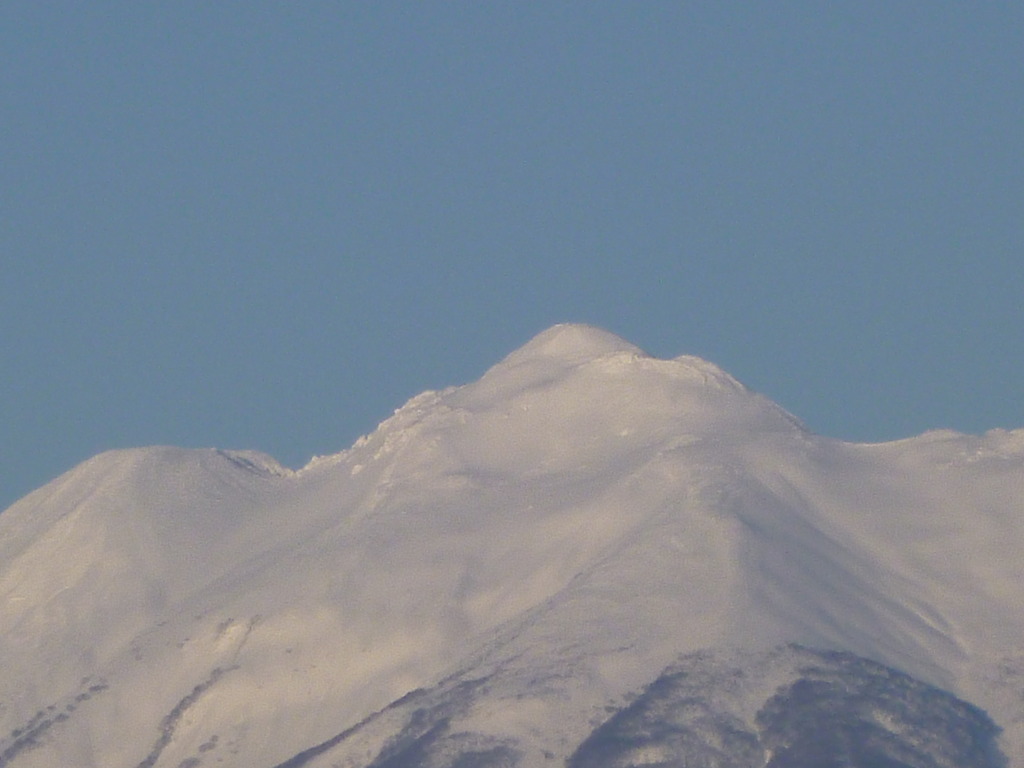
[133,666,232,768]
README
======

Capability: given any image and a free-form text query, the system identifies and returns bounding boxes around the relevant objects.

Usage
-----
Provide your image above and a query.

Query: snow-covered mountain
[2,324,1022,768]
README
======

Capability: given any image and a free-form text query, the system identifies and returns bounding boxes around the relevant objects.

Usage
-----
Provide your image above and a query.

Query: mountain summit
[493,323,647,363]
[2,326,1022,768]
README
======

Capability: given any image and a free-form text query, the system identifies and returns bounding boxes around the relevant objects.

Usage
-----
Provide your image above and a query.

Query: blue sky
[3,3,1022,509]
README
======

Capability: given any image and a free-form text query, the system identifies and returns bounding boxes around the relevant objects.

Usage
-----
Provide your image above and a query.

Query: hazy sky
[3,3,1022,509]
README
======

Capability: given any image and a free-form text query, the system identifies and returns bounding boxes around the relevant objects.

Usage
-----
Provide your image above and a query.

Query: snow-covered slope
[1,324,1022,767]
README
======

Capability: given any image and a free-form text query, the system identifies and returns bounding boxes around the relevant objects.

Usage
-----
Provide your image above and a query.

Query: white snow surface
[1,324,1023,767]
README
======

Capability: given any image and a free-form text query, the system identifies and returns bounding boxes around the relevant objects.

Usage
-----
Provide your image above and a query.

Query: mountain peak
[501,323,646,366]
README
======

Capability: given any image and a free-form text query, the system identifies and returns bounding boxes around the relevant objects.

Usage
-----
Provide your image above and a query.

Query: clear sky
[3,3,1022,510]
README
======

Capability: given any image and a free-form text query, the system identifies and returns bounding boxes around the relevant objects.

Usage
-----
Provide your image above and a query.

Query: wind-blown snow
[1,324,1022,767]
